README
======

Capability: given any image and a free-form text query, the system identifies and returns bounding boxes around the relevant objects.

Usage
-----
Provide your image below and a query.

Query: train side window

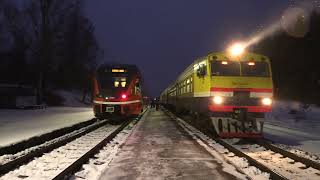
[135,82,141,95]
[197,64,207,77]
[190,77,193,92]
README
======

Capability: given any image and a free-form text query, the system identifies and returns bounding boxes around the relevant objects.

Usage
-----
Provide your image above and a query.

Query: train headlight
[262,97,272,106]
[228,43,245,57]
[213,96,223,105]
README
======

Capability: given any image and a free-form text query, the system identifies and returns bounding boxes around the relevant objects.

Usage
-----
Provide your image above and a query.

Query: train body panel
[160,51,273,138]
[92,64,143,119]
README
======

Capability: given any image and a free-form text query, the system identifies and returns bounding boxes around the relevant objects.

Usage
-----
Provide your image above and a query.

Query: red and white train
[92,64,143,119]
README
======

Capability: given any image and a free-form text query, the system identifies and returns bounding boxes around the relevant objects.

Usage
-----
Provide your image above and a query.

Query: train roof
[207,52,270,62]
[97,63,141,73]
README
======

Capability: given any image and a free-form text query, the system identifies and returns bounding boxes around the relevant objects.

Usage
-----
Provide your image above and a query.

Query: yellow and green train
[160,51,273,138]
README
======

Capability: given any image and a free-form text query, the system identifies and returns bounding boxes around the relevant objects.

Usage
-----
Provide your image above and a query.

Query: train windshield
[241,61,270,77]
[97,73,129,90]
[211,61,240,76]
[211,61,270,77]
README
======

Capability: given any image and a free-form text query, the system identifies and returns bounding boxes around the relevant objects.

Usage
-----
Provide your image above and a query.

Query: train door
[133,78,142,114]
[193,58,211,112]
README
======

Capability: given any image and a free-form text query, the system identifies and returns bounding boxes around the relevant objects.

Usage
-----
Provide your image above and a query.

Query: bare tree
[24,0,100,104]
[0,0,31,84]
[0,0,101,105]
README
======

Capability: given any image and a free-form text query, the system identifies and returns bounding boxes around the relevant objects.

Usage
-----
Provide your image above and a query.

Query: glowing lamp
[262,98,272,106]
[221,61,228,65]
[228,43,245,57]
[248,62,255,66]
[213,96,223,105]
[121,94,127,99]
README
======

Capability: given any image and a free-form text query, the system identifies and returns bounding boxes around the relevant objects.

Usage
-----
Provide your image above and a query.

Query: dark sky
[84,0,290,97]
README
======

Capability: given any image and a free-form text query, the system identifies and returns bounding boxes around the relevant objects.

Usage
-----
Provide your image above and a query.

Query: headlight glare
[213,96,223,105]
[262,97,272,106]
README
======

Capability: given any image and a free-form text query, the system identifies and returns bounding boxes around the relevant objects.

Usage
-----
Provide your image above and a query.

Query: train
[160,49,273,138]
[92,64,144,119]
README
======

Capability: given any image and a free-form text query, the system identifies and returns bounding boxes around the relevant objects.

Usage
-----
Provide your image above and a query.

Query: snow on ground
[72,115,144,180]
[1,125,119,180]
[265,100,320,155]
[266,100,320,135]
[95,110,240,180]
[0,119,107,165]
[227,139,320,180]
[0,107,94,147]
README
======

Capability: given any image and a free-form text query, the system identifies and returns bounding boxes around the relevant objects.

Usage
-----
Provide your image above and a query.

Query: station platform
[99,109,236,180]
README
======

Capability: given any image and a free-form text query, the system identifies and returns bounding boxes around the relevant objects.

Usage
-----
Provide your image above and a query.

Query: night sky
[85,0,290,97]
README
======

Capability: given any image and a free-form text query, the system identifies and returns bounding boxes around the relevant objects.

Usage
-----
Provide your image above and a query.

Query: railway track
[0,109,148,180]
[225,138,320,180]
[0,119,109,176]
[165,109,320,180]
[0,118,100,157]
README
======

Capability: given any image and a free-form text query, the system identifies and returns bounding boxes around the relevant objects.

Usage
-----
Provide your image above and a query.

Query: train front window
[114,81,120,87]
[241,61,270,77]
[211,61,240,76]
[113,77,127,88]
[98,74,128,89]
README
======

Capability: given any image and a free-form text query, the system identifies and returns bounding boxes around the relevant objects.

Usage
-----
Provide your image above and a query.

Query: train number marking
[105,107,114,112]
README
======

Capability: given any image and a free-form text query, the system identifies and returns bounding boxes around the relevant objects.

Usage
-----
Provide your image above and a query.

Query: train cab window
[211,60,240,76]
[114,81,120,87]
[241,61,270,77]
[113,77,127,88]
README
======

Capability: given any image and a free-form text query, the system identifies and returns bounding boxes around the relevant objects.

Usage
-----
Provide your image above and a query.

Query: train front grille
[224,91,260,106]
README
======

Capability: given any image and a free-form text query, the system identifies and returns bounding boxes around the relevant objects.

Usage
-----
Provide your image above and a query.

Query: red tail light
[121,94,127,99]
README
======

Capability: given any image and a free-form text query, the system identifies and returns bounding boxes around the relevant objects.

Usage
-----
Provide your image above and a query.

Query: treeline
[252,11,320,104]
[0,0,101,103]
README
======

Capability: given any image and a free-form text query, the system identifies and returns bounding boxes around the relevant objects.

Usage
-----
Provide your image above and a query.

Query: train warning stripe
[93,100,141,105]
[210,87,273,92]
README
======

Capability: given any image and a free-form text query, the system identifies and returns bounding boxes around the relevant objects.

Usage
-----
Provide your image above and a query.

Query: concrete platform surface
[99,109,237,180]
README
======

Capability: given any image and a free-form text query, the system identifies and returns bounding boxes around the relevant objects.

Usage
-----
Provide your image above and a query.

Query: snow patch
[0,107,94,147]
[72,116,145,180]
